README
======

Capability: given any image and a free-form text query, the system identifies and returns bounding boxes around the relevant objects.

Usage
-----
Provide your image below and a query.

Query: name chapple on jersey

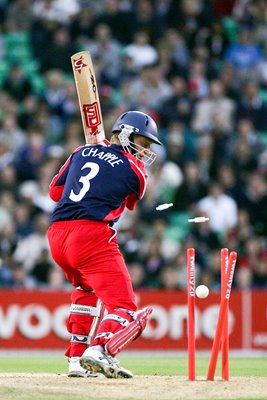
[82,147,124,167]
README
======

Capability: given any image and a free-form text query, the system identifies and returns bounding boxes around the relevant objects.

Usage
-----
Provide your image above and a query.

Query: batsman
[47,111,162,378]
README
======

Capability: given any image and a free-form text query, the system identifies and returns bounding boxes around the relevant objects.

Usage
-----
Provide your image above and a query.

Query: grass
[0,355,266,400]
[0,355,266,377]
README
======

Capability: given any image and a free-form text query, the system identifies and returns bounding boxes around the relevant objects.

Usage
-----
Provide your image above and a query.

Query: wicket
[187,247,237,381]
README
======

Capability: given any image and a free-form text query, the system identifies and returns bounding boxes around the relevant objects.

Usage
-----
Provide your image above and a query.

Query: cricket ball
[196,285,209,299]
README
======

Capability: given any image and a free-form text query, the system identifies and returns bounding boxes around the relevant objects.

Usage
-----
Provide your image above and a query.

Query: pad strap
[70,334,88,344]
[70,304,99,316]
[102,313,129,327]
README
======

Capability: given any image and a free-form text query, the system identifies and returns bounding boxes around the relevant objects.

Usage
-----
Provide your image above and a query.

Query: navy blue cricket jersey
[49,144,147,224]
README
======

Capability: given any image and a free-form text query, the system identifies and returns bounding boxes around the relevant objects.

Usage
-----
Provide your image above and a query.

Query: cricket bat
[71,51,106,144]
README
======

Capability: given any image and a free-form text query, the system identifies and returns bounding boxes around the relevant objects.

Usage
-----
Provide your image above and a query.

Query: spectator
[47,265,70,289]
[42,69,68,139]
[129,63,172,110]
[0,191,14,232]
[13,212,51,272]
[159,264,180,290]
[216,163,249,207]
[124,31,158,71]
[0,164,19,198]
[128,262,147,289]
[93,0,135,44]
[195,134,215,183]
[205,19,229,65]
[187,57,209,100]
[224,26,263,81]
[160,76,192,127]
[245,172,267,236]
[234,118,263,154]
[230,137,258,182]
[13,203,34,238]
[0,140,14,171]
[196,181,238,236]
[40,26,77,73]
[6,0,34,31]
[32,0,62,24]
[234,78,267,131]
[69,5,96,47]
[141,238,166,287]
[163,28,190,73]
[9,262,35,289]
[0,221,17,257]
[18,94,41,130]
[173,160,208,212]
[235,267,253,289]
[30,248,53,285]
[0,113,27,156]
[15,126,50,182]
[192,79,235,133]
[2,64,33,102]
[88,23,122,87]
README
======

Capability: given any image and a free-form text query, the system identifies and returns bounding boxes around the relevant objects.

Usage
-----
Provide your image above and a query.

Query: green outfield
[0,354,266,376]
[0,355,266,400]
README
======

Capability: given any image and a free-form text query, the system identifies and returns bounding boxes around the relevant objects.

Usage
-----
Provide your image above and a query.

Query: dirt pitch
[0,374,266,400]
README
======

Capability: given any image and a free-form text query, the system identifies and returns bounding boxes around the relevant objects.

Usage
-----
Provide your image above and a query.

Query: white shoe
[80,347,133,379]
[68,356,98,378]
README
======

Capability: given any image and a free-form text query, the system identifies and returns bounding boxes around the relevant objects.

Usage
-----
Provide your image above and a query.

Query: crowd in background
[0,0,266,292]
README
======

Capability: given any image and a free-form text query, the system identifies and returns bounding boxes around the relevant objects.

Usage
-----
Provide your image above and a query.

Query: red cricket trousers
[47,220,137,356]
[47,220,137,311]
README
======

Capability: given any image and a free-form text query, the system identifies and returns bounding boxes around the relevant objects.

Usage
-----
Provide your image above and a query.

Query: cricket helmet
[112,111,162,165]
[112,111,162,145]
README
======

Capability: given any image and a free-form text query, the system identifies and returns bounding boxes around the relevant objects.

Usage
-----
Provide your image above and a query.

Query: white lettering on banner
[0,305,20,338]
[52,305,70,339]
[142,304,235,340]
[168,306,200,339]
[0,303,235,341]
[142,306,169,339]
[253,334,267,346]
[19,305,51,339]
[0,304,70,340]
[201,305,220,339]
[201,305,234,339]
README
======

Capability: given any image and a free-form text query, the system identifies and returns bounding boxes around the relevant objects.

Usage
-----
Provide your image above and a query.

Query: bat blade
[71,51,105,144]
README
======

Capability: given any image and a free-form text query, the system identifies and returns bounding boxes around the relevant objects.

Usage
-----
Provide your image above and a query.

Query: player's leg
[66,287,101,377]
[49,221,152,378]
[79,248,152,378]
[48,224,102,378]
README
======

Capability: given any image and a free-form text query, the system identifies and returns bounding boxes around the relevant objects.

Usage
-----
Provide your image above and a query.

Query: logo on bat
[89,69,97,94]
[73,56,87,73]
[83,102,101,135]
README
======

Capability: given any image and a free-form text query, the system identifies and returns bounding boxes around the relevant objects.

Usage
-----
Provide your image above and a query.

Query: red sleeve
[128,158,147,199]
[49,158,70,202]
[49,174,66,202]
[125,193,139,210]
[124,156,147,210]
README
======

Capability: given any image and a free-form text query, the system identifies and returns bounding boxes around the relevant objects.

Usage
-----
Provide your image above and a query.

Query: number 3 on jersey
[69,162,99,202]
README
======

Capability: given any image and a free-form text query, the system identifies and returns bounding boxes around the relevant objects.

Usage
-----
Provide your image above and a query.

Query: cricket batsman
[47,111,162,378]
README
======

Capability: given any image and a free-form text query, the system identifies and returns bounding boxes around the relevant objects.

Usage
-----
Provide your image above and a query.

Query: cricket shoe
[80,347,133,379]
[68,356,98,378]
